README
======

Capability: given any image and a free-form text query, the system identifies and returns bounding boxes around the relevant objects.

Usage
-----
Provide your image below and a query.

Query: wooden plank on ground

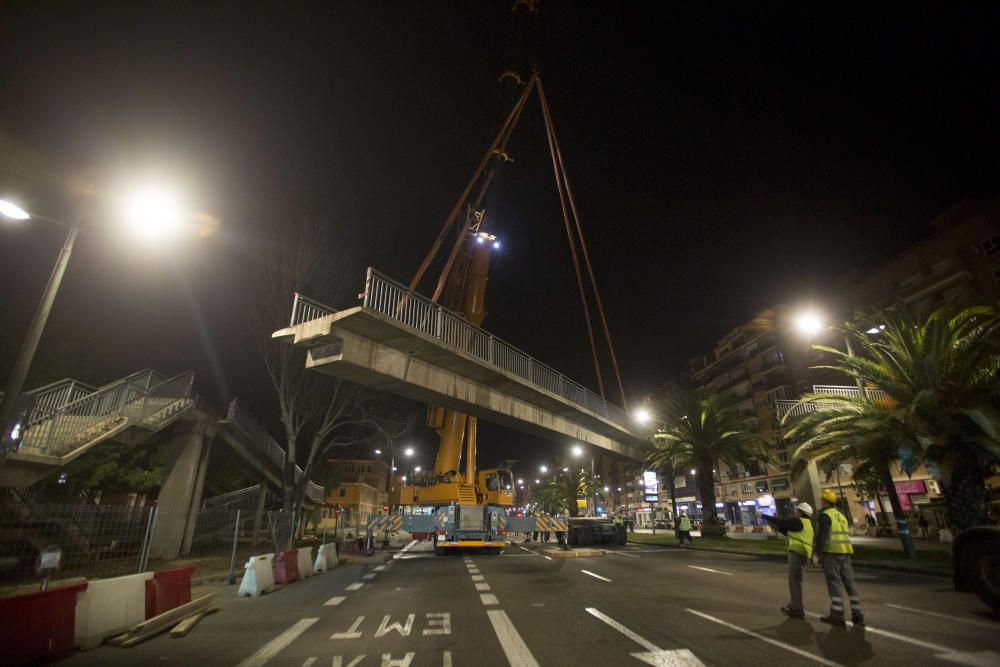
[170,606,218,638]
[116,593,215,648]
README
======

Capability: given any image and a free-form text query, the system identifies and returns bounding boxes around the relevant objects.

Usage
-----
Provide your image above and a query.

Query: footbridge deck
[273,268,647,459]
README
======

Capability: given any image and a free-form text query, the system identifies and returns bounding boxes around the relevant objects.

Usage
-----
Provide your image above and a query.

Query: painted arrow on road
[585,607,706,667]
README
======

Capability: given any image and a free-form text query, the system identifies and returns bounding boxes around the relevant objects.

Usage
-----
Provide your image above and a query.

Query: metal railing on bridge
[288,268,630,428]
[224,399,325,504]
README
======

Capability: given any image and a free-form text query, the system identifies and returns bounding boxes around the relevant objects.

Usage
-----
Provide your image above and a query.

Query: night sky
[1,2,997,480]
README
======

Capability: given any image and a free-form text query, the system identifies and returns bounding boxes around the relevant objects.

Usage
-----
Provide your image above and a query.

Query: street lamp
[539,465,548,473]
[374,449,382,455]
[0,187,189,454]
[405,447,415,457]
[634,407,653,424]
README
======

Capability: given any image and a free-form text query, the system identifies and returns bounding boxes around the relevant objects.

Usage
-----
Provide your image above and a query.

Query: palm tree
[651,390,769,537]
[645,433,690,531]
[531,467,603,518]
[788,303,1000,532]
[786,405,920,557]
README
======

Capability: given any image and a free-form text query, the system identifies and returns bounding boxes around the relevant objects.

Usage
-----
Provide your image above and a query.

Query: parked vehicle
[952,525,1000,612]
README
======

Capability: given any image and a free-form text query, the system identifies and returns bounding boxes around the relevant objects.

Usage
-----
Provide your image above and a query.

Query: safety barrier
[274,549,300,584]
[367,513,403,532]
[238,553,276,597]
[74,571,153,649]
[145,565,194,619]
[296,546,314,578]
[314,543,338,573]
[0,581,88,664]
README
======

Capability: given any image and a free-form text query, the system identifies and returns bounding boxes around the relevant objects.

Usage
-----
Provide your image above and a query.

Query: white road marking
[380,652,415,666]
[688,565,732,576]
[884,603,1000,629]
[519,545,532,552]
[487,609,541,667]
[374,565,387,571]
[475,582,491,591]
[235,617,319,667]
[324,596,346,606]
[363,574,377,580]
[480,593,500,606]
[544,555,552,560]
[299,659,316,667]
[581,569,612,582]
[375,614,415,637]
[332,658,365,667]
[346,582,365,591]
[443,650,452,667]
[805,611,1000,664]
[331,616,366,640]
[586,607,705,666]
[423,612,451,635]
[686,610,839,666]
[470,574,485,582]
[603,549,640,558]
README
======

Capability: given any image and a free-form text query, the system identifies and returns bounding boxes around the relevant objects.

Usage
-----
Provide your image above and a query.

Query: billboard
[643,471,659,503]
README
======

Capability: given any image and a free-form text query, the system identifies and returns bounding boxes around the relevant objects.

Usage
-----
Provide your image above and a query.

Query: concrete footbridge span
[273,268,648,460]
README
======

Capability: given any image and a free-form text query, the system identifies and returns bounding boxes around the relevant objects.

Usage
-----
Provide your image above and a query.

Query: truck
[952,525,1000,612]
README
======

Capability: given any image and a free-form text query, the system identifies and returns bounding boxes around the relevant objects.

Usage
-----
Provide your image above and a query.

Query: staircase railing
[224,399,326,504]
[26,370,193,457]
[24,378,97,425]
[203,484,263,510]
[289,293,337,327]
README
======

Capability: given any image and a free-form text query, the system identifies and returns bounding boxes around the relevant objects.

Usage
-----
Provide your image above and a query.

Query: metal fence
[0,500,271,590]
[0,501,156,587]
[286,267,630,427]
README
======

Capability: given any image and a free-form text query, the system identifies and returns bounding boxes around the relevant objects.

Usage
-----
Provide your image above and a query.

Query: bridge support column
[149,420,215,560]
[793,459,822,513]
[252,481,268,545]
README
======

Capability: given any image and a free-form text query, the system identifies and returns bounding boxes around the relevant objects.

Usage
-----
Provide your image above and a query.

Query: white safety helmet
[795,502,814,517]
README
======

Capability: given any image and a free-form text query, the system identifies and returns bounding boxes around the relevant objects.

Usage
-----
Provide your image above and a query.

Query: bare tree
[251,219,376,514]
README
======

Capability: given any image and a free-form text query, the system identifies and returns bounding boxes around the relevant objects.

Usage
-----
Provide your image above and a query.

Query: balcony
[776,385,893,420]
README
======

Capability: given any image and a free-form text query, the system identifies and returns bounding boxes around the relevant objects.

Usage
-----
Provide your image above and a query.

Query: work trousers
[678,530,692,545]
[821,553,862,619]
[787,551,808,612]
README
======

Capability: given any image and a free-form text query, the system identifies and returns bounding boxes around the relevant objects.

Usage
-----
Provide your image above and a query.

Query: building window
[981,234,1000,256]
[772,477,790,491]
[742,482,753,494]
[339,488,346,497]
[755,480,769,493]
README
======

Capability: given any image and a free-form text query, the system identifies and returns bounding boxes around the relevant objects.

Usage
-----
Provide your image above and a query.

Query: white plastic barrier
[74,571,153,649]
[238,553,276,597]
[296,546,314,578]
[314,543,338,573]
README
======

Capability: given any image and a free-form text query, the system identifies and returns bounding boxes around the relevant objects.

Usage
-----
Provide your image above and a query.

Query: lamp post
[0,188,188,456]
[572,444,596,517]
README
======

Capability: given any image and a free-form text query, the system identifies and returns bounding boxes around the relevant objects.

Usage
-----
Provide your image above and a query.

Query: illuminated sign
[643,471,659,503]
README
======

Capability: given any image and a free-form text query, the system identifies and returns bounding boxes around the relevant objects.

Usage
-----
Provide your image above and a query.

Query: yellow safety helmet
[821,489,838,504]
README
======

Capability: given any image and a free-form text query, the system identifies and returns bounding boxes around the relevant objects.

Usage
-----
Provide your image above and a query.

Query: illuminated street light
[120,184,186,241]
[534,479,541,484]
[414,466,422,473]
[634,407,652,424]
[539,465,548,473]
[562,467,569,472]
[374,449,382,455]
[690,469,696,475]
[0,200,30,220]
[517,478,524,485]
[572,445,583,457]
[793,310,825,337]
[603,486,609,492]
[405,447,415,457]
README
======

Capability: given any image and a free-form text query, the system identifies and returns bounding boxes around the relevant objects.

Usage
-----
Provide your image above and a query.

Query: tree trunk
[876,458,917,559]
[665,463,679,539]
[697,457,723,538]
[944,445,987,532]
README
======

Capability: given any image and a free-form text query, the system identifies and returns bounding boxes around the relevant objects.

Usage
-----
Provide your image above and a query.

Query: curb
[626,540,950,577]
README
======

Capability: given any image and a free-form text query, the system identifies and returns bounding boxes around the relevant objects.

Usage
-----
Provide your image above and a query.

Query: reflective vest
[613,516,623,526]
[787,518,814,558]
[822,507,854,554]
[679,516,692,531]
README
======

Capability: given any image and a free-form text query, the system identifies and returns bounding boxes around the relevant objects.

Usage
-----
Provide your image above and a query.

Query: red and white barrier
[0,581,88,664]
[296,546,314,578]
[273,549,300,584]
[74,572,153,649]
[314,543,338,573]
[238,553,275,597]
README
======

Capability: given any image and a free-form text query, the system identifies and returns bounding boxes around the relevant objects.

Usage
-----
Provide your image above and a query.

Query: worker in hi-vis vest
[677,512,693,547]
[762,502,815,619]
[815,489,865,626]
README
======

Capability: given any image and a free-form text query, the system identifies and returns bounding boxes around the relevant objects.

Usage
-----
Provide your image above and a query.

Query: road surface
[60,538,1000,667]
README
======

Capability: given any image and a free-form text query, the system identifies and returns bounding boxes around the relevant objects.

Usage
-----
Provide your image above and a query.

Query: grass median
[627,532,952,575]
